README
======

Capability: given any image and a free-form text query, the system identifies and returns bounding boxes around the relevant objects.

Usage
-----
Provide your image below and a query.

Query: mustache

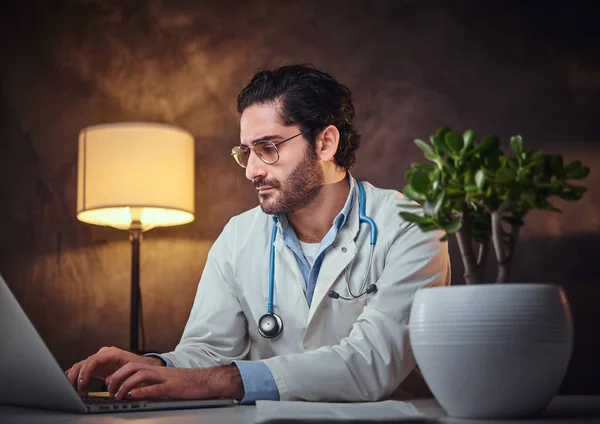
[254,178,280,190]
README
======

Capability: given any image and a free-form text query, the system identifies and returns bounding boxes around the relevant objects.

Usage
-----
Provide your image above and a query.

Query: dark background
[1,0,598,394]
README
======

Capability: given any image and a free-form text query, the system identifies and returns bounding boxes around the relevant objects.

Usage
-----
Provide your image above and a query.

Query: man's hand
[106,364,244,401]
[65,346,164,393]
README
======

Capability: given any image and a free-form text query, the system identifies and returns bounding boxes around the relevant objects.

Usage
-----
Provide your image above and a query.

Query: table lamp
[76,122,195,353]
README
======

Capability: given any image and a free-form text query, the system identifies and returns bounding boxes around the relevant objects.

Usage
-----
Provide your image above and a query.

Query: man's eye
[262,145,277,153]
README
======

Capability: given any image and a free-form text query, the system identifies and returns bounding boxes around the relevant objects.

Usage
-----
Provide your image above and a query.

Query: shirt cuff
[233,360,280,404]
[144,353,175,367]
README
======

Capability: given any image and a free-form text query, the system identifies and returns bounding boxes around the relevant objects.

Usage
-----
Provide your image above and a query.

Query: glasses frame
[231,129,311,168]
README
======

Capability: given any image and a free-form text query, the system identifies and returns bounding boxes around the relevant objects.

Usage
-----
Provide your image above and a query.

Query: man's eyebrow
[240,134,282,147]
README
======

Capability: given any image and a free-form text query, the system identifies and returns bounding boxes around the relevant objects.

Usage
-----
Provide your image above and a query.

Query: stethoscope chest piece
[258,312,283,339]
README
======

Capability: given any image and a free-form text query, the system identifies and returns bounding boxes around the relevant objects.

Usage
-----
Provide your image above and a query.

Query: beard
[254,147,324,215]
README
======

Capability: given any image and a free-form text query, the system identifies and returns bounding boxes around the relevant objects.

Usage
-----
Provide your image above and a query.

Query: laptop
[0,274,235,413]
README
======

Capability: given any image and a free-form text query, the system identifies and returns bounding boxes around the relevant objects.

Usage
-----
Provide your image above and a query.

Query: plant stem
[476,239,490,282]
[456,205,479,284]
[491,211,521,283]
[491,211,506,282]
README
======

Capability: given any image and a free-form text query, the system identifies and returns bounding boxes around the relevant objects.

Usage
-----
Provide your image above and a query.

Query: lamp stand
[129,228,142,353]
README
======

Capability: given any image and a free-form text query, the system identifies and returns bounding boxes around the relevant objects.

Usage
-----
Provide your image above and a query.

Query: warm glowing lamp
[76,122,195,353]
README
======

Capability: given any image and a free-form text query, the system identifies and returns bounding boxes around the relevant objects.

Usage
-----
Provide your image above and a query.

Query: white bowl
[408,284,573,419]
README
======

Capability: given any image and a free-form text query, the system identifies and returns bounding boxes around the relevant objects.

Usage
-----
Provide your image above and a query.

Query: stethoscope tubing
[260,179,377,339]
[356,178,377,245]
[267,222,278,314]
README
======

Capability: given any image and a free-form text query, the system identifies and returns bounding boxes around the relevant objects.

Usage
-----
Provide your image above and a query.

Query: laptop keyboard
[81,395,141,404]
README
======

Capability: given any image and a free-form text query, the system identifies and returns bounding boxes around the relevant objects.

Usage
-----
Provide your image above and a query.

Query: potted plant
[400,127,590,419]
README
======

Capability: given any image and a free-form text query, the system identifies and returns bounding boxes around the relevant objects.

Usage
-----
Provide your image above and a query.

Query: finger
[105,374,149,389]
[67,362,84,387]
[115,369,161,401]
[78,347,127,391]
[77,357,100,392]
[130,383,167,399]
[107,362,148,395]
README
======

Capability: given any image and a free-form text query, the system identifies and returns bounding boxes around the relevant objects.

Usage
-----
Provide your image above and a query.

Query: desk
[0,396,599,423]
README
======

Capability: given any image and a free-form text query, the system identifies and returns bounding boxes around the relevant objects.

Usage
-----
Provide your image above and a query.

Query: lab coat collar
[306,175,362,323]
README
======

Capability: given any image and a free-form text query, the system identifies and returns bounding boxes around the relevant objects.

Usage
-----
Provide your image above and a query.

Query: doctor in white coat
[68,64,450,403]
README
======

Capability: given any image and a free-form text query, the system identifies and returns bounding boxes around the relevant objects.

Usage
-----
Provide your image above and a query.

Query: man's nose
[245,150,267,181]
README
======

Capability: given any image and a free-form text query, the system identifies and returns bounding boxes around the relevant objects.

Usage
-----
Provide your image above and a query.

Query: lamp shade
[77,122,195,231]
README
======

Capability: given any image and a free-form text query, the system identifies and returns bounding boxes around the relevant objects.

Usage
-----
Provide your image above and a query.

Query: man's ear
[316,125,340,162]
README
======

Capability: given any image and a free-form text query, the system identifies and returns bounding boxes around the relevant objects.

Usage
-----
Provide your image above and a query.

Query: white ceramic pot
[408,284,573,419]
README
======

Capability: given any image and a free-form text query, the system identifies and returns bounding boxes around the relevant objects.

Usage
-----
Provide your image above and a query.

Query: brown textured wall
[1,0,599,393]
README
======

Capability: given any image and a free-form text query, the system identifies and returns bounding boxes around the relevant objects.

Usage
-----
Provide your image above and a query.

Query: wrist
[145,356,166,366]
[211,365,245,400]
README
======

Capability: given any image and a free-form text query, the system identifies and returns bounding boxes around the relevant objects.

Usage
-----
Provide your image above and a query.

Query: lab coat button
[341,247,347,253]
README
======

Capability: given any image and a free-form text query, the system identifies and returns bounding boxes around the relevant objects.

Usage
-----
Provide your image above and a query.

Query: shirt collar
[332,173,355,232]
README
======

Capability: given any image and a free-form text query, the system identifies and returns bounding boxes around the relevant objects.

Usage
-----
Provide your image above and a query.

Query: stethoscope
[257,180,378,339]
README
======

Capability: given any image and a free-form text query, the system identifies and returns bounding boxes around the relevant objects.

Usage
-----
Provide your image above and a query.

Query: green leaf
[436,127,452,139]
[415,139,434,157]
[568,185,587,194]
[442,220,462,233]
[473,136,500,157]
[565,163,590,179]
[475,169,485,189]
[433,191,446,215]
[462,130,475,151]
[535,182,561,190]
[510,135,523,155]
[428,169,440,182]
[445,131,464,152]
[431,135,452,155]
[520,192,536,205]
[465,184,478,192]
[424,150,438,162]
[496,167,517,184]
[558,190,583,201]
[400,211,431,224]
[411,163,434,173]
[402,185,426,201]
[421,222,442,231]
[410,171,430,195]
[424,192,446,216]
[445,187,464,197]
[464,169,473,185]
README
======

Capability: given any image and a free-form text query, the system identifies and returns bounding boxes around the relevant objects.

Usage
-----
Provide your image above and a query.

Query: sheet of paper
[255,400,435,423]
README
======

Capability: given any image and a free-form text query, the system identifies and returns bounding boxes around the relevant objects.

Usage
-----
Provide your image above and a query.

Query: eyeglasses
[231,129,310,168]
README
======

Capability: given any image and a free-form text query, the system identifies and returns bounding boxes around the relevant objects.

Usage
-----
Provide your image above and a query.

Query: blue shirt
[149,176,356,403]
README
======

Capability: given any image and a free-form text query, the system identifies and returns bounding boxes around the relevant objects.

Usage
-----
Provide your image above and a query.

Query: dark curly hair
[237,64,361,170]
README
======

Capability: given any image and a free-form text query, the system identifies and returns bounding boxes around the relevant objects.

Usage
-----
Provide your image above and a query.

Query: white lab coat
[162,179,450,401]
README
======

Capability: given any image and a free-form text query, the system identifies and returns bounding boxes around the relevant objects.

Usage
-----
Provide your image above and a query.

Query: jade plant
[400,127,590,284]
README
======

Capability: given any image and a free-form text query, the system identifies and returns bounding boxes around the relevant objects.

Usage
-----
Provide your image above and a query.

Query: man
[66,64,450,403]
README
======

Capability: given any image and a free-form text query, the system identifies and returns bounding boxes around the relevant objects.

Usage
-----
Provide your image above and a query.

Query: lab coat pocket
[329,287,369,339]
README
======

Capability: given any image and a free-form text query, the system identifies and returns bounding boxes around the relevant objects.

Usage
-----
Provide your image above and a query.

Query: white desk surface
[0,395,598,423]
